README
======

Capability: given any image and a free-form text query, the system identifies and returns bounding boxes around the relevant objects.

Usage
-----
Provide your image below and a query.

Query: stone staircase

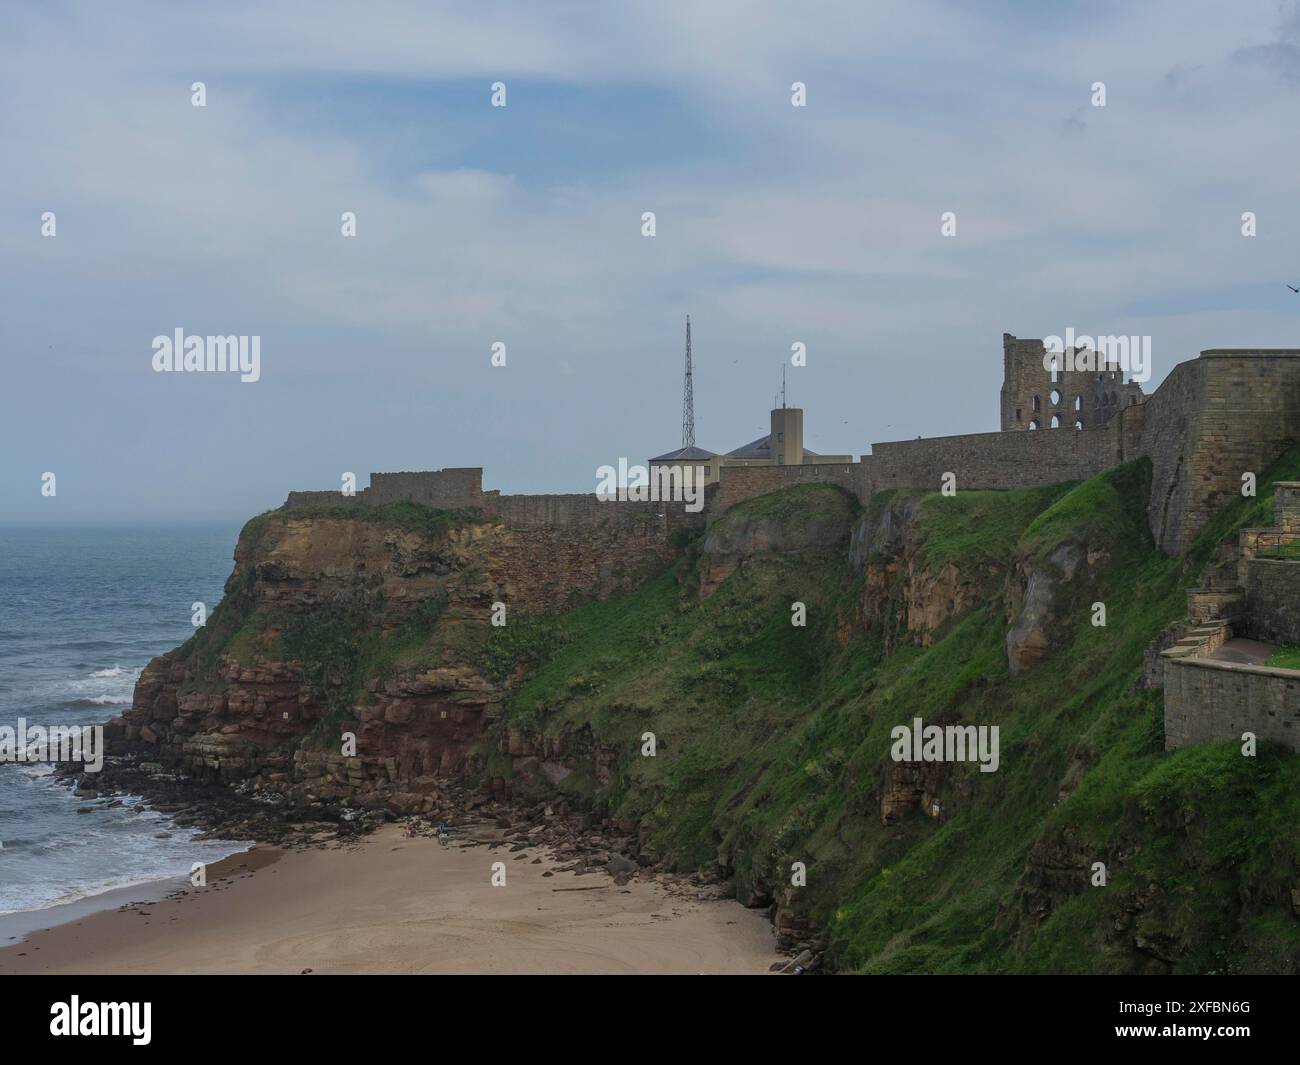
[1156,482,1300,674]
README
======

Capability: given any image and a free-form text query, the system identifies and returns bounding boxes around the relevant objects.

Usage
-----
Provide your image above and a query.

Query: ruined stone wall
[1163,657,1300,752]
[1242,559,1300,645]
[999,333,1140,432]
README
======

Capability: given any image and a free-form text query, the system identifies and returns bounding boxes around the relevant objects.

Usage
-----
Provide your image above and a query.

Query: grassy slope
[488,450,1300,974]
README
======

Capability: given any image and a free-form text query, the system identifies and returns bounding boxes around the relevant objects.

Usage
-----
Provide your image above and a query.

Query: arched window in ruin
[1050,414,1061,429]
[1074,395,1082,412]
[1032,395,1041,412]
[1028,419,1040,430]
[1074,419,1084,429]
[1050,389,1061,406]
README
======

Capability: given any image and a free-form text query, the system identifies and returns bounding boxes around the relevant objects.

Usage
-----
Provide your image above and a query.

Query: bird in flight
[1288,283,1299,293]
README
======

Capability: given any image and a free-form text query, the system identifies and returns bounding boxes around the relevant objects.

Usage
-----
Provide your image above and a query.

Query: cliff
[94,460,1300,972]
[472,465,1300,973]
[101,499,676,823]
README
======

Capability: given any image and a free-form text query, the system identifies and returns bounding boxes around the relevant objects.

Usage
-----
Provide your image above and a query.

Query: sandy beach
[0,824,780,974]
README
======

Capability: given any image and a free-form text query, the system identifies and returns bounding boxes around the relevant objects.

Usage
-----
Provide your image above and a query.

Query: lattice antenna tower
[682,316,695,449]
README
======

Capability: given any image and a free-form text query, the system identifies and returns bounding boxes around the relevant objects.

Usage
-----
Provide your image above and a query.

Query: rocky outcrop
[1005,542,1084,674]
[852,494,1000,651]
[101,505,681,820]
[697,486,856,598]
[1004,541,1113,674]
[879,759,949,824]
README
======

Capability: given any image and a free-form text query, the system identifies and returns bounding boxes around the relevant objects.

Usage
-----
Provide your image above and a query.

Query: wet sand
[0,825,779,974]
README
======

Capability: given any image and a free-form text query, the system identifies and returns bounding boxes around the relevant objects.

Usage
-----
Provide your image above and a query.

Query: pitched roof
[726,434,771,458]
[649,445,719,462]
[725,433,823,459]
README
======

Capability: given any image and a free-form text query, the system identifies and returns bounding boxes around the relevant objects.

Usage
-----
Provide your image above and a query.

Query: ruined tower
[1000,333,1144,431]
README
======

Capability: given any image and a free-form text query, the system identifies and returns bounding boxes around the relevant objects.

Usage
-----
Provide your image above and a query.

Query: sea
[0,521,250,922]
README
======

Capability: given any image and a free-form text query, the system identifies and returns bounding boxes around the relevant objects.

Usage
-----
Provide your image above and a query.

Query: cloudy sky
[3,0,1300,520]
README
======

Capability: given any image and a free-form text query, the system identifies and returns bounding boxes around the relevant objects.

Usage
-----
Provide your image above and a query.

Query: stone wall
[1275,482,1300,533]
[705,462,863,514]
[280,350,1300,557]
[286,467,707,535]
[863,425,1119,495]
[862,350,1300,554]
[1136,353,1300,554]
[367,467,485,509]
[1242,559,1300,645]
[487,491,701,530]
[1163,657,1300,752]
[284,490,348,508]
[1187,588,1245,625]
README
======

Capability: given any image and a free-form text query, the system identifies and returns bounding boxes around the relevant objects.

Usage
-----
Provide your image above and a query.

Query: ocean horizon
[0,521,250,918]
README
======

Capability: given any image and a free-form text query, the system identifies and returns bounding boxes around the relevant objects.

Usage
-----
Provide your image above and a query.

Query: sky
[2,0,1300,520]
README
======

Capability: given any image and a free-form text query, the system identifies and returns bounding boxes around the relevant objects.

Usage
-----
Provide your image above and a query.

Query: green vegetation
[1265,645,1300,670]
[919,482,1074,568]
[483,454,1300,974]
[1258,541,1300,560]
[278,499,486,539]
[730,481,858,524]
[173,505,462,707]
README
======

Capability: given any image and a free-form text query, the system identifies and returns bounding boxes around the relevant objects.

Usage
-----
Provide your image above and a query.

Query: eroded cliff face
[1004,541,1123,678]
[851,493,1003,653]
[105,505,678,817]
